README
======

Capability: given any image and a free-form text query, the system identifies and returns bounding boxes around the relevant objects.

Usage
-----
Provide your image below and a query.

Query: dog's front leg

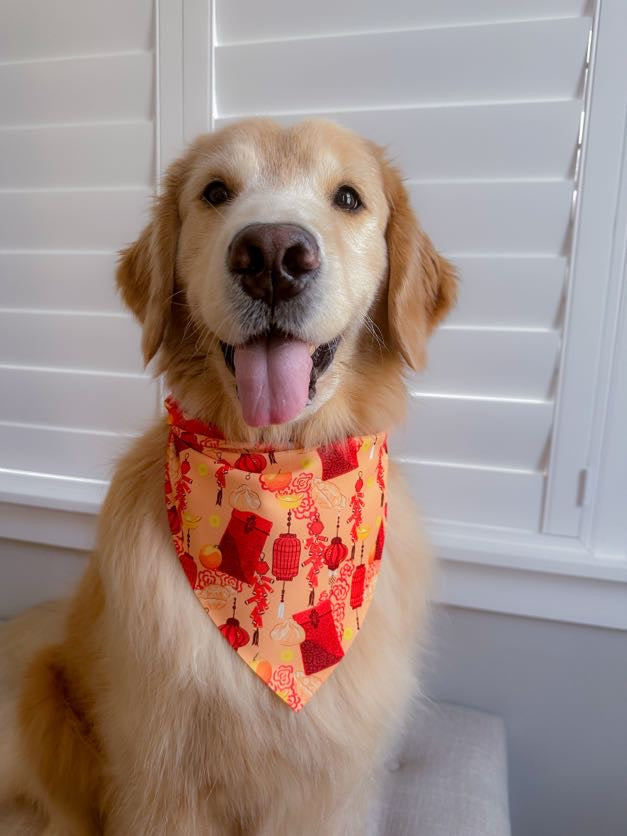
[104,802,231,836]
[252,776,378,836]
[103,781,235,836]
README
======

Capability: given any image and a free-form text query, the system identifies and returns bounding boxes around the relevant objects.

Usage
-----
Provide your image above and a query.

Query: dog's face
[118,119,456,434]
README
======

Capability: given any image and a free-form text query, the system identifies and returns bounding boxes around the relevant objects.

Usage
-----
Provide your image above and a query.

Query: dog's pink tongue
[234,336,312,427]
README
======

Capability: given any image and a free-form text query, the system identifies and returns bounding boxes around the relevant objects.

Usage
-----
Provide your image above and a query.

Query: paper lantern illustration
[219,598,250,650]
[374,521,385,562]
[323,516,348,581]
[272,509,301,617]
[309,514,324,537]
[234,451,267,476]
[350,548,367,630]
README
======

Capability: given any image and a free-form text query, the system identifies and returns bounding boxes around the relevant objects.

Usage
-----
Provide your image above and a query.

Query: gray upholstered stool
[377,703,511,836]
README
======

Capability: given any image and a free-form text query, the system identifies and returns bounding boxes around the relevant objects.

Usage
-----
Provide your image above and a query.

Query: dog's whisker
[362,313,385,360]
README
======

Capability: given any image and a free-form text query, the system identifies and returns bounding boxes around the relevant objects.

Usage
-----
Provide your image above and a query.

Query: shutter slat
[447,256,565,327]
[217,0,587,44]
[0,52,153,126]
[0,0,156,515]
[0,367,155,433]
[1,0,153,62]
[0,312,143,374]
[0,189,150,250]
[0,122,153,188]
[215,19,589,116]
[420,329,560,398]
[394,396,553,470]
[411,181,573,254]
[1,253,121,312]
[0,422,133,481]
[218,101,581,180]
[401,459,543,530]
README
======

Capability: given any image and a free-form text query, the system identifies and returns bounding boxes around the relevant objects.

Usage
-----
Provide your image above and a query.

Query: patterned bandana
[164,397,388,711]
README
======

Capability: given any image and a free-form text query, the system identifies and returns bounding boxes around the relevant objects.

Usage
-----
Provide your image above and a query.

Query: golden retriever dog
[0,119,456,835]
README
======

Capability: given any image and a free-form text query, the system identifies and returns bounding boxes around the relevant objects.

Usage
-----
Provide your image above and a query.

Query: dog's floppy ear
[116,158,184,365]
[381,158,457,369]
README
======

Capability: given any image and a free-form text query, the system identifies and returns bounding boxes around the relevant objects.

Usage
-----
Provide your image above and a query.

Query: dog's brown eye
[334,185,362,212]
[201,180,230,206]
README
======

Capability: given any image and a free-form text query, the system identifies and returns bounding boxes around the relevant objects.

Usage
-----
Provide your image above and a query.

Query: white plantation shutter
[0,0,157,508]
[213,1,590,534]
[1,1,625,623]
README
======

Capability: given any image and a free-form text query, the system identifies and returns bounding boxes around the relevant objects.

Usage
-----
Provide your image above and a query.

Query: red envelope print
[317,439,360,481]
[292,599,344,675]
[218,509,273,585]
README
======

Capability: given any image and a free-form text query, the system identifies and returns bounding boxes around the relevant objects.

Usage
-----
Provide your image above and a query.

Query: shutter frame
[542,0,627,539]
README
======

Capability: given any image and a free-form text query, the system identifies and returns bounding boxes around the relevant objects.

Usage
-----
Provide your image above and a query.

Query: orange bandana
[164,397,388,711]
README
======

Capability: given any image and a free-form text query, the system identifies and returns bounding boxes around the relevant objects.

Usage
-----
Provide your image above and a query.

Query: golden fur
[0,119,456,834]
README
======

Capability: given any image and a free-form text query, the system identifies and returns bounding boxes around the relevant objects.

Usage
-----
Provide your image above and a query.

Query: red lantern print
[310,516,324,536]
[218,509,273,585]
[272,509,301,617]
[350,541,367,630]
[374,521,385,562]
[317,438,359,481]
[324,516,348,573]
[350,564,366,611]
[234,451,267,474]
[219,598,250,650]
[350,565,367,633]
[292,599,344,676]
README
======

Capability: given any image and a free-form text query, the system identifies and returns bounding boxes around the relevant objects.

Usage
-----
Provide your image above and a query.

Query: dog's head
[118,119,456,439]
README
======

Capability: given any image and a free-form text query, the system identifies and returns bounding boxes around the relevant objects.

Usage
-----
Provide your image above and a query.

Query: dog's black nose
[228,223,320,305]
